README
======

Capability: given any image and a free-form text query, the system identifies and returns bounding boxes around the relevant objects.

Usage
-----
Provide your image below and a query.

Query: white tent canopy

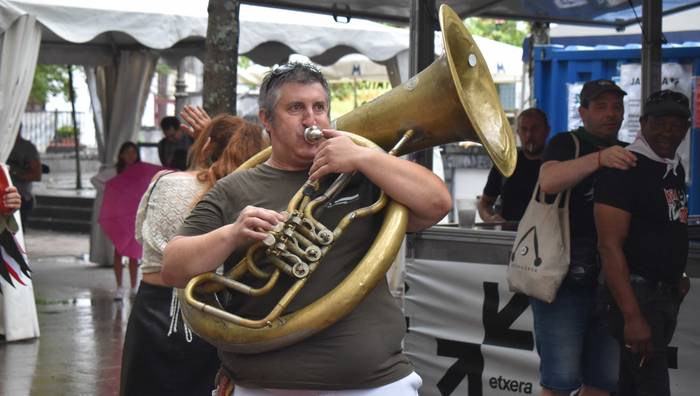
[472,35,522,83]
[4,0,409,67]
[239,33,523,86]
[385,32,523,87]
[319,54,390,82]
[3,1,522,74]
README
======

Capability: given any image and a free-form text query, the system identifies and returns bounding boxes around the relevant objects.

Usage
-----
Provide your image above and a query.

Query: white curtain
[86,67,107,160]
[0,13,41,162]
[0,4,41,342]
[102,50,157,164]
[86,50,157,266]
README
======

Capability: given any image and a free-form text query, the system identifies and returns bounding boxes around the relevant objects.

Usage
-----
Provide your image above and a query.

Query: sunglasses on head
[269,63,321,77]
[647,90,689,106]
[262,63,323,92]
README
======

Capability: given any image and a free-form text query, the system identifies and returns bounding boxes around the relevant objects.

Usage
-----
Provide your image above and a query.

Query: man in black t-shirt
[595,90,692,396]
[478,108,549,222]
[532,79,638,396]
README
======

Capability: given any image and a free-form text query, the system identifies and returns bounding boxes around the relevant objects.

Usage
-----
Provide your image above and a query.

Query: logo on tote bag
[511,226,542,268]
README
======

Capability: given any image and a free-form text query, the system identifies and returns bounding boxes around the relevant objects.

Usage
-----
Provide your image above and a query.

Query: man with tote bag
[531,79,637,396]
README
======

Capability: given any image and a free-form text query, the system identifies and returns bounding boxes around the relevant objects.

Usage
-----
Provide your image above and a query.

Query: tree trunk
[203,0,240,116]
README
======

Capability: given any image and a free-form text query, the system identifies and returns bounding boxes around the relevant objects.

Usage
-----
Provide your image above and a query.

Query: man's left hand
[308,129,368,180]
[624,314,652,358]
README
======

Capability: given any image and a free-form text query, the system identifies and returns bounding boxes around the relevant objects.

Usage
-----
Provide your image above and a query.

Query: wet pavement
[0,229,131,396]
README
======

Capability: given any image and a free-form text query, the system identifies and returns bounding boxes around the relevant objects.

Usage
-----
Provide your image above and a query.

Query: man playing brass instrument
[162,62,451,395]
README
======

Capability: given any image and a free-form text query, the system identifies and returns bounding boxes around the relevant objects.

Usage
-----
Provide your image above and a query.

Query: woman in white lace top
[120,111,268,396]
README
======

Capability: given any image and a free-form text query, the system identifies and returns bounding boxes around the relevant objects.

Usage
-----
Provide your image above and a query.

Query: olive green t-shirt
[178,164,413,389]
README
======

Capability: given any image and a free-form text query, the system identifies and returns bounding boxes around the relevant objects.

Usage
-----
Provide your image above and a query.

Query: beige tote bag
[507,134,580,303]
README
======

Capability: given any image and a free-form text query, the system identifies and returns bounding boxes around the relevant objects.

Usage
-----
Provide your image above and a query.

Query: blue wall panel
[533,44,700,213]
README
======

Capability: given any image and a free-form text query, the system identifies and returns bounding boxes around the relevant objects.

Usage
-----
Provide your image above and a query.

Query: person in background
[6,125,42,227]
[595,90,692,396]
[113,141,141,295]
[120,112,268,396]
[158,116,191,170]
[477,108,550,223]
[533,79,638,396]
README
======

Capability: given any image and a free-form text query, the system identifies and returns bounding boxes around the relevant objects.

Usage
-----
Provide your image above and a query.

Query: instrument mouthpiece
[304,126,324,143]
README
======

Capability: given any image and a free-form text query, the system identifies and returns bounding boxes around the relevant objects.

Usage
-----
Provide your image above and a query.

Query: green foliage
[30,65,69,106]
[329,80,392,119]
[331,82,354,101]
[465,18,528,47]
[330,80,391,102]
[156,62,172,75]
[56,125,76,139]
[238,55,252,69]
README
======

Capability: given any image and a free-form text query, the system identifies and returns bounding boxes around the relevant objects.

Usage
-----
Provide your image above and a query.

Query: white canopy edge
[4,0,204,49]
[2,0,523,77]
[2,1,409,65]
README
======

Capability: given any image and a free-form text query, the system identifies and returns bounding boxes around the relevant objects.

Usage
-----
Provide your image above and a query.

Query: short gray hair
[258,62,331,120]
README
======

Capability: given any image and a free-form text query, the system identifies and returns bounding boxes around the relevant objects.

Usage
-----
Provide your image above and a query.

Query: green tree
[29,65,69,109]
[464,18,528,47]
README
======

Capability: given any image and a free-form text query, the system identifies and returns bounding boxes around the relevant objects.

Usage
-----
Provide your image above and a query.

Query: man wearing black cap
[595,90,692,396]
[532,79,638,396]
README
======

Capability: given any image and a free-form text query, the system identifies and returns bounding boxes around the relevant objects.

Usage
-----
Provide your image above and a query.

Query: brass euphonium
[178,4,517,354]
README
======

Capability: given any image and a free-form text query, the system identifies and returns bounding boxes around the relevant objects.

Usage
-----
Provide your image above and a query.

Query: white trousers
[232,371,422,396]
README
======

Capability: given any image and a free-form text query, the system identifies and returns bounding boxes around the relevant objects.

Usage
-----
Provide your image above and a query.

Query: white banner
[404,258,700,396]
[566,82,584,132]
[618,63,693,143]
[619,63,693,177]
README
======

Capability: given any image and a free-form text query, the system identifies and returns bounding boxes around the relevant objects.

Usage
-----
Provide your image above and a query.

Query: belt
[629,273,678,294]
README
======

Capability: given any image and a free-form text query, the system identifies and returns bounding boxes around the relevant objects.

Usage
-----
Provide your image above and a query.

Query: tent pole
[408,0,435,170]
[641,0,662,106]
[527,21,550,109]
[68,65,82,190]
